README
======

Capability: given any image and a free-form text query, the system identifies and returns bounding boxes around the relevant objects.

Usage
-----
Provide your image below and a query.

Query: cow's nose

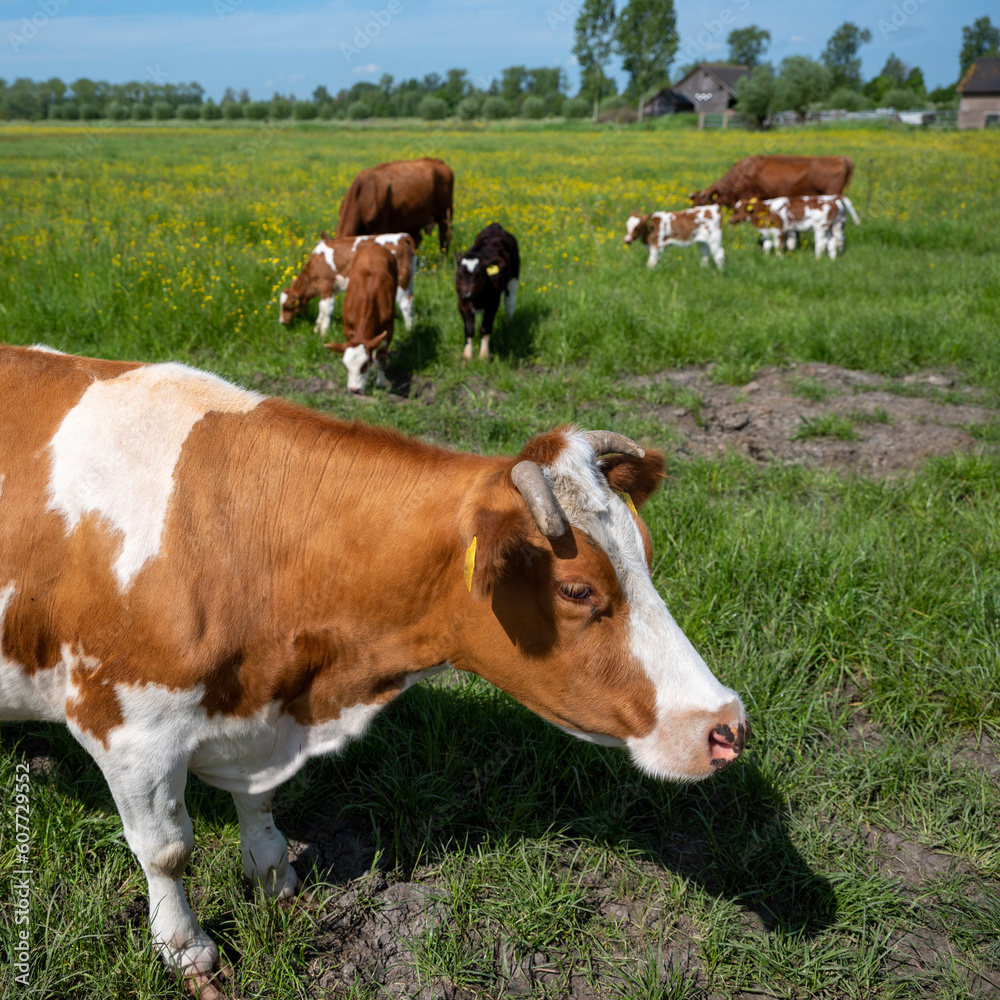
[708,720,748,770]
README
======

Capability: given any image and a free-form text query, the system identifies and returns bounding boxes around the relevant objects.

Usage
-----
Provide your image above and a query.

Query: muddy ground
[260,362,999,480]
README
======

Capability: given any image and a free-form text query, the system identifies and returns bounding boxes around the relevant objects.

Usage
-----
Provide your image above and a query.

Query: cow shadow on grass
[2,678,835,943]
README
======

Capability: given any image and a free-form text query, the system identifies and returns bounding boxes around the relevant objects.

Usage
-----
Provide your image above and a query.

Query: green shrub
[80,103,102,120]
[599,94,627,112]
[61,103,80,120]
[48,104,64,119]
[201,100,223,120]
[245,102,268,120]
[132,103,152,120]
[270,99,292,119]
[107,101,130,121]
[457,96,480,120]
[293,101,318,120]
[482,96,512,120]
[882,88,922,110]
[419,95,448,120]
[563,97,590,119]
[177,104,201,120]
[222,101,244,120]
[347,100,371,120]
[521,95,546,119]
[152,101,174,120]
[318,103,335,120]
[824,87,871,111]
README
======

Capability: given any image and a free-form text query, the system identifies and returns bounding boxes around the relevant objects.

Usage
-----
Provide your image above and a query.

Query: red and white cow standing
[325,241,397,394]
[624,206,725,270]
[279,232,415,336]
[0,344,747,998]
[730,195,860,259]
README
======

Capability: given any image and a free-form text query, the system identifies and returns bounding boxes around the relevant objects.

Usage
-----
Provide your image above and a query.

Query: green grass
[792,413,861,441]
[1,123,999,1000]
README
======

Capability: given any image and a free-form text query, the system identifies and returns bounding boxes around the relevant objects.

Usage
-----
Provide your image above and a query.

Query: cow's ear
[465,506,534,598]
[598,449,665,510]
[325,341,349,354]
[687,191,698,202]
[454,250,462,265]
[364,331,389,352]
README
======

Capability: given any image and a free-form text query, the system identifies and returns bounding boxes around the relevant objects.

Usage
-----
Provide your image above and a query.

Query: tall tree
[727,26,770,70]
[573,0,616,122]
[501,66,528,104]
[822,22,872,90]
[613,0,678,122]
[960,16,1000,76]
[773,55,832,122]
[735,63,775,128]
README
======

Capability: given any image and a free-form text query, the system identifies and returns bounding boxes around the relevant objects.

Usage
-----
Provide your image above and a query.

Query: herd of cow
[1,151,857,1000]
[280,154,858,393]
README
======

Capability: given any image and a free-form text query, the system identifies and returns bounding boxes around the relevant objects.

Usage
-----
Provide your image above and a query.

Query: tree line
[1,4,996,124]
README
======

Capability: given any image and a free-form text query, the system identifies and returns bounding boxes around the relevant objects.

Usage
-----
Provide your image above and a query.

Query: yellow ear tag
[464,536,477,592]
[615,490,638,516]
[486,264,500,276]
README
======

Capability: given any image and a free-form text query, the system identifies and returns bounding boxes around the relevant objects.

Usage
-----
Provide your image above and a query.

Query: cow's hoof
[183,970,227,1000]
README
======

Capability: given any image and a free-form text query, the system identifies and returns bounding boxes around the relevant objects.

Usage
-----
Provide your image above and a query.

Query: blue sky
[1,0,984,99]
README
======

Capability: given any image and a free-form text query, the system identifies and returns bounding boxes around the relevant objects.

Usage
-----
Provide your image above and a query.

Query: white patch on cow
[340,342,370,393]
[374,233,407,246]
[505,277,518,319]
[396,286,415,331]
[314,295,336,335]
[314,241,338,271]
[460,257,479,273]
[30,344,64,354]
[278,290,288,322]
[624,215,642,243]
[540,431,743,780]
[47,363,263,591]
[0,584,71,723]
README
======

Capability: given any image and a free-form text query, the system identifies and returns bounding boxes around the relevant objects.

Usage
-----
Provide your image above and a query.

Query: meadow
[1,121,999,999]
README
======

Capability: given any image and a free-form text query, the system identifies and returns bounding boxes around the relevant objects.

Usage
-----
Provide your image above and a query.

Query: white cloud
[352,62,379,76]
[789,35,808,44]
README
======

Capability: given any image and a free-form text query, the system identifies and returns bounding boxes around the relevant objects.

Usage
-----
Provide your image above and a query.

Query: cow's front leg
[94,745,222,997]
[314,296,336,336]
[479,301,500,360]
[697,242,711,267]
[646,245,660,269]
[231,790,299,898]
[460,302,477,361]
[396,284,415,331]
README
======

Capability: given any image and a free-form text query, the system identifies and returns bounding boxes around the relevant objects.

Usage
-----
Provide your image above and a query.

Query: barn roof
[674,63,750,96]
[957,57,1000,94]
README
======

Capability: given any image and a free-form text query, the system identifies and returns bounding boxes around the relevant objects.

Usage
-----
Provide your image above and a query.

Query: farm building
[656,63,750,127]
[641,88,694,118]
[956,56,1000,129]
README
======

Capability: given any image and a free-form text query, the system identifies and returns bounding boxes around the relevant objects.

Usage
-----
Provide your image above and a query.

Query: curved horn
[580,430,645,459]
[511,461,566,538]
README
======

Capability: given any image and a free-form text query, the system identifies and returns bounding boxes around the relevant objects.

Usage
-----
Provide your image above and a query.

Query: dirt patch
[626,363,997,477]
[256,363,998,478]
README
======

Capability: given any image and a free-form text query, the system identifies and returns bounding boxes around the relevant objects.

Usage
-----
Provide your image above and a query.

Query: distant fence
[768,108,957,129]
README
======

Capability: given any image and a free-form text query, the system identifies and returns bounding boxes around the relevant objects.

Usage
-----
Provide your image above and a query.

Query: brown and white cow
[689,155,854,209]
[336,157,454,255]
[324,241,398,393]
[624,205,725,270]
[279,232,416,336]
[0,343,747,997]
[730,195,860,259]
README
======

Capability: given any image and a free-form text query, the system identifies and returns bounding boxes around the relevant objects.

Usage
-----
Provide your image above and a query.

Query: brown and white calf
[730,195,860,259]
[324,241,397,394]
[0,344,747,998]
[279,232,415,336]
[624,205,725,270]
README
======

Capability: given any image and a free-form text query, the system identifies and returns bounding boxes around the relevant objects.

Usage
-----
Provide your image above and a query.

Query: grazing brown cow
[325,240,398,393]
[689,155,854,208]
[279,233,416,336]
[1,342,747,997]
[336,157,454,254]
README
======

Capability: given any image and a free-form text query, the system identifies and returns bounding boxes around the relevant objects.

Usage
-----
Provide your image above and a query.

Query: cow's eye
[558,582,592,601]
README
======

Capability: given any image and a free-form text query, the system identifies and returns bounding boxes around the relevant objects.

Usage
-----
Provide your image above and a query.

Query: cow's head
[455,252,502,303]
[326,332,388,394]
[458,428,747,782]
[623,213,652,245]
[279,288,304,325]
[688,187,721,207]
[729,198,754,225]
